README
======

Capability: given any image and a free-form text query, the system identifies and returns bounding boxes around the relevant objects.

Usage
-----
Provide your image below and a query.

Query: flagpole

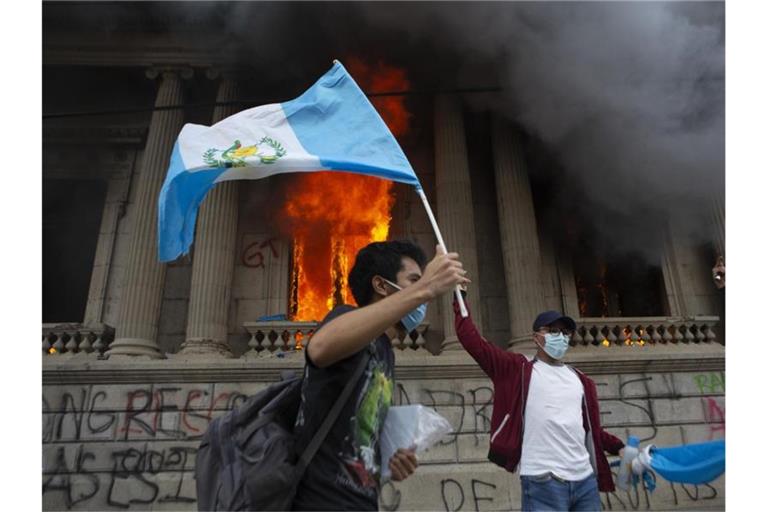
[415,187,469,318]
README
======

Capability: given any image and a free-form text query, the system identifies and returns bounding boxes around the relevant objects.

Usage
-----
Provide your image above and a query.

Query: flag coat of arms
[158,61,421,262]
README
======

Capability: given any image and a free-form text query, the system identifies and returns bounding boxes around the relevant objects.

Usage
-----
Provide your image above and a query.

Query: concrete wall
[42,359,724,511]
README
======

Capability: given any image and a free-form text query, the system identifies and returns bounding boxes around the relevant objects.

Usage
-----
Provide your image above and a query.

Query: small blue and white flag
[158,60,421,262]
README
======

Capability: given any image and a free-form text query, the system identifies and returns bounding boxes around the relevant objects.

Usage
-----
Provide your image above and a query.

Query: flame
[284,173,395,321]
[48,347,57,354]
[346,57,412,138]
[279,59,410,321]
[623,327,632,345]
[598,264,609,315]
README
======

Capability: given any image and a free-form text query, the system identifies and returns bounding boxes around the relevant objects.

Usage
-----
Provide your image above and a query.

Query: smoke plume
[45,1,725,255]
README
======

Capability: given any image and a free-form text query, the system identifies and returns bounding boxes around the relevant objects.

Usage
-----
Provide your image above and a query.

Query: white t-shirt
[519,360,594,481]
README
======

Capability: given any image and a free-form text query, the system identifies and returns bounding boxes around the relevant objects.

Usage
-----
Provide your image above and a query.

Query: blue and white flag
[634,439,725,486]
[618,438,725,492]
[158,60,421,262]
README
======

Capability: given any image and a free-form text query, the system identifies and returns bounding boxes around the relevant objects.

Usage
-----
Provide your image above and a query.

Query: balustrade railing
[571,316,719,347]
[242,321,430,357]
[42,323,115,357]
[242,321,315,358]
[42,315,718,362]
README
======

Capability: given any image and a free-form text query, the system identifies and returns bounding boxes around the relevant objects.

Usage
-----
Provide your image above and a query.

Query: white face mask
[539,332,570,360]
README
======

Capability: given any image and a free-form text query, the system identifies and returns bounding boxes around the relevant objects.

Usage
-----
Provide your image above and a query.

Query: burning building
[42,3,725,511]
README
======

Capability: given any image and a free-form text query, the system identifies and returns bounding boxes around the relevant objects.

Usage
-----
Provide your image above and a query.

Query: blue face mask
[540,332,570,360]
[383,278,428,333]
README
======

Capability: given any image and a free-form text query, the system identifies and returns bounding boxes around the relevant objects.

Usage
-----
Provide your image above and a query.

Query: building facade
[43,5,725,511]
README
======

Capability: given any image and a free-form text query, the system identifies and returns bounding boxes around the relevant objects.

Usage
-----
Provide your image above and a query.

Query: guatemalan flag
[158,60,422,262]
[634,439,725,487]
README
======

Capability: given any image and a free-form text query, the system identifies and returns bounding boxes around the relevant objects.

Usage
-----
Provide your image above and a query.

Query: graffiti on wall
[43,386,249,443]
[43,443,197,510]
[43,372,725,510]
[241,237,280,269]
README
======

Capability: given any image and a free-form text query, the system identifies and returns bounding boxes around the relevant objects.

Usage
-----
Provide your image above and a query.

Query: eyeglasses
[537,327,573,337]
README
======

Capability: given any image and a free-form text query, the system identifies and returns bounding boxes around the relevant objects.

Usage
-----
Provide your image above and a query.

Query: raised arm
[453,296,521,381]
[308,249,469,368]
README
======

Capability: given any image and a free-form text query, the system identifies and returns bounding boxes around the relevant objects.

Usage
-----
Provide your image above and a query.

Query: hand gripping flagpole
[415,187,469,318]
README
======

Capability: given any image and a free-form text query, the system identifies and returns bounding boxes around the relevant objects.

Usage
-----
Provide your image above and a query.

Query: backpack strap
[296,343,374,475]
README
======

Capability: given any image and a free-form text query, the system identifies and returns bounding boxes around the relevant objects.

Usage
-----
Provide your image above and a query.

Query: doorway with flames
[276,58,430,329]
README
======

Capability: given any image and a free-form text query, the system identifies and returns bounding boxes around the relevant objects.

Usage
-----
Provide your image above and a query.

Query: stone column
[711,194,725,259]
[538,232,564,313]
[107,68,191,359]
[434,94,483,350]
[556,253,581,319]
[83,175,131,327]
[178,71,240,357]
[661,217,720,317]
[491,118,546,351]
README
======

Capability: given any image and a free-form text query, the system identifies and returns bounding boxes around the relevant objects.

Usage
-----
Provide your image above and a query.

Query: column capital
[145,66,194,81]
[204,66,243,81]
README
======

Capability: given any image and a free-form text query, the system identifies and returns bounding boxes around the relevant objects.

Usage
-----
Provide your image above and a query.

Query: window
[573,248,667,318]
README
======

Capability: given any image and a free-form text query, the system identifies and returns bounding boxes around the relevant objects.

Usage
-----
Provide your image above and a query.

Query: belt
[547,472,568,484]
[528,472,593,484]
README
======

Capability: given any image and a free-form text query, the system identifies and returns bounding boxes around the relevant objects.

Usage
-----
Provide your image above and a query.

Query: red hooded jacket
[453,300,625,492]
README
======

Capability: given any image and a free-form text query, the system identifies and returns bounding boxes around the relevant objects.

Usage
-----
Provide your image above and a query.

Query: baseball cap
[532,310,577,332]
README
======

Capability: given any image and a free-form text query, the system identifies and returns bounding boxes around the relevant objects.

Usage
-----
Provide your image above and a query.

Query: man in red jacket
[454,297,625,511]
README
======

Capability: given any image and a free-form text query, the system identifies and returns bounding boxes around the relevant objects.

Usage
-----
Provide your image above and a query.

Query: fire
[48,347,57,354]
[280,58,411,321]
[346,57,412,137]
[284,173,395,321]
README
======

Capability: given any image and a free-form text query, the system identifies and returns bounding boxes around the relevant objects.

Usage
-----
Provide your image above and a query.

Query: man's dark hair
[348,240,427,307]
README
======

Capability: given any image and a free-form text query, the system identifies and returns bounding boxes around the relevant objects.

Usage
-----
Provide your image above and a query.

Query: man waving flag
[158,60,469,316]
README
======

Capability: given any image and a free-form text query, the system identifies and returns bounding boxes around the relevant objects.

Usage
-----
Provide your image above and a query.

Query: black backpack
[195,350,371,511]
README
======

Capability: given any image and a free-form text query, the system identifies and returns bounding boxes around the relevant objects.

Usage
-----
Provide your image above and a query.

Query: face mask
[540,332,570,360]
[383,278,428,333]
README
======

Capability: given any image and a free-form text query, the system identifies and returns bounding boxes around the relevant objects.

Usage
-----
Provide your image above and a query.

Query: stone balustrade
[242,320,316,357]
[42,323,115,357]
[42,316,718,361]
[392,322,430,354]
[571,316,720,347]
[242,320,430,357]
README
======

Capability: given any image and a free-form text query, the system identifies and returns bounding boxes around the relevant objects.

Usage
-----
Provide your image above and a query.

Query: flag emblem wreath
[202,137,287,168]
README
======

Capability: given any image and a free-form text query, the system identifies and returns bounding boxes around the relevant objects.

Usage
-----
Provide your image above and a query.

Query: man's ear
[371,275,389,298]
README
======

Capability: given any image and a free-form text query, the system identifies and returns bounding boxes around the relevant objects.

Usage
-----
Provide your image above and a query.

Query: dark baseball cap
[532,311,577,332]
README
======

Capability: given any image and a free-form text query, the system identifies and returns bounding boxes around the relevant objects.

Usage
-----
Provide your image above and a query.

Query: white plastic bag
[380,405,453,480]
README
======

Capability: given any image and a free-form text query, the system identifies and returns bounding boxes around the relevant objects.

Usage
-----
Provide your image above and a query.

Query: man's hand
[388,448,418,482]
[420,245,470,301]
[712,256,725,289]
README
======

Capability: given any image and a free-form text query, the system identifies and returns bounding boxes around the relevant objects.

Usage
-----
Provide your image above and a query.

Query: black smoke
[44,1,725,256]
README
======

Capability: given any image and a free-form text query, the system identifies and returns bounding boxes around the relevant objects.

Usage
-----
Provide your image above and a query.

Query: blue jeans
[521,473,601,511]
